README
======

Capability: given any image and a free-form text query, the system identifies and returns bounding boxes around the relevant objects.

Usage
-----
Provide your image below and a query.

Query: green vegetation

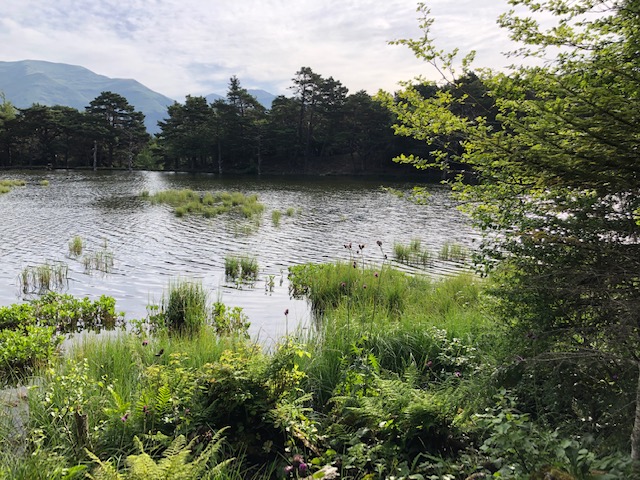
[39,179,49,186]
[0,178,26,194]
[438,241,467,262]
[224,254,259,283]
[393,238,432,266]
[68,235,84,257]
[271,209,282,226]
[2,261,632,478]
[19,262,69,294]
[82,248,115,274]
[147,189,264,220]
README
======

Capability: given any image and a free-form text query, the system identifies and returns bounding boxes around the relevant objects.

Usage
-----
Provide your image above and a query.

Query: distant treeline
[0,67,494,176]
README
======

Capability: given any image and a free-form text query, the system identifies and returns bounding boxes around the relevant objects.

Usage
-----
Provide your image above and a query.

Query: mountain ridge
[0,60,276,134]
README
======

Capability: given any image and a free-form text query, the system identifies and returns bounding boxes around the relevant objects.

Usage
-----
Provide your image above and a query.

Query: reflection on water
[0,170,478,342]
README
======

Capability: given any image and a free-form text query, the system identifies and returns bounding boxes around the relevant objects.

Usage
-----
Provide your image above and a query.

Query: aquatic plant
[271,209,282,226]
[19,262,69,294]
[145,189,265,220]
[68,236,84,257]
[438,241,467,262]
[39,180,49,187]
[162,279,209,336]
[82,249,114,274]
[0,179,26,194]
[224,254,259,283]
[286,207,296,217]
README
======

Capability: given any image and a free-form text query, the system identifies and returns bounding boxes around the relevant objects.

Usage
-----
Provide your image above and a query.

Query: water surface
[0,171,477,342]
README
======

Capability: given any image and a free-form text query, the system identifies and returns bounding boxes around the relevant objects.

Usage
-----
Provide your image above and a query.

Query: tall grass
[393,239,432,266]
[145,189,265,220]
[224,254,259,282]
[19,262,69,294]
[439,241,467,262]
[82,249,114,274]
[68,236,84,257]
[162,279,209,336]
[271,209,282,226]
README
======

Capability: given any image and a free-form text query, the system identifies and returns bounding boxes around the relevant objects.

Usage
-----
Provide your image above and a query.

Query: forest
[1,0,639,479]
[0,68,490,177]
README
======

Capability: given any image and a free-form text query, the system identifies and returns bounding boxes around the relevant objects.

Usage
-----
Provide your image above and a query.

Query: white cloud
[1,0,523,100]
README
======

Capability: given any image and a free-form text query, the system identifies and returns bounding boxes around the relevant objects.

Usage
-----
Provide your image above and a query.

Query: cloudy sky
[1,0,523,100]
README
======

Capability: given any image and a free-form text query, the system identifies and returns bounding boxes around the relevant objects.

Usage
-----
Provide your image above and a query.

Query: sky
[1,0,524,101]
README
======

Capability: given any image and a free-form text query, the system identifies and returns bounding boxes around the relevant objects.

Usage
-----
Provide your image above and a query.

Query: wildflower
[376,240,382,247]
[353,261,357,268]
[284,308,289,316]
[363,284,367,289]
[454,371,462,378]
[359,244,365,250]
[284,465,294,475]
[121,413,129,422]
[374,272,379,278]
[299,462,308,474]
[426,360,433,368]
[142,339,148,346]
[142,405,149,414]
[340,282,346,288]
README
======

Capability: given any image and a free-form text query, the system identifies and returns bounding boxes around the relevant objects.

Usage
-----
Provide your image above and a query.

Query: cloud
[1,0,520,100]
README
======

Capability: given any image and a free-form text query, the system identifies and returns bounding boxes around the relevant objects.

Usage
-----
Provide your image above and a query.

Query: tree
[380,0,640,462]
[86,91,149,169]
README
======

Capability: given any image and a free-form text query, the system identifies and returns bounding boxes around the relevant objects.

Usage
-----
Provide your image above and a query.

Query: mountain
[0,60,278,134]
[0,60,175,134]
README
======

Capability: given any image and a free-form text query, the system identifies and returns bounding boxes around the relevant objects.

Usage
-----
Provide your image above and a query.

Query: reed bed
[145,189,264,220]
[68,236,84,257]
[19,262,69,294]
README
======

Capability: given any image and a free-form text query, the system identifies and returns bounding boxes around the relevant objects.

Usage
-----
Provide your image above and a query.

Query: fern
[87,428,232,480]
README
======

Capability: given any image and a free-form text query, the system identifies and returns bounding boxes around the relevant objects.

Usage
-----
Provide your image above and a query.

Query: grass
[68,236,84,257]
[161,279,209,336]
[271,209,282,226]
[224,254,259,282]
[439,241,468,262]
[82,249,114,274]
[146,189,265,220]
[39,180,49,187]
[19,262,69,294]
[0,179,26,194]
[393,238,433,267]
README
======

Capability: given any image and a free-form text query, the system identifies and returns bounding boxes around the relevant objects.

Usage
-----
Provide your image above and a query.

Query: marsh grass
[162,279,209,336]
[439,241,467,262]
[82,249,114,274]
[39,180,49,186]
[286,207,296,216]
[20,262,69,294]
[68,236,84,257]
[393,239,433,267]
[146,189,265,220]
[225,254,259,283]
[0,179,26,194]
[271,209,282,226]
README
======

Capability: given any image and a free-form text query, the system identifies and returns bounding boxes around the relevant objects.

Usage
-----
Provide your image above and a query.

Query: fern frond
[85,449,124,480]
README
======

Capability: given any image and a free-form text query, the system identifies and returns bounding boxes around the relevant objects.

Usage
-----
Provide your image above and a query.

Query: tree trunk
[631,362,640,469]
[92,140,98,171]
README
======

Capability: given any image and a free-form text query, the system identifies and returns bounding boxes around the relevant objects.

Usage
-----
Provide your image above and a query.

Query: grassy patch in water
[145,189,264,219]
[19,262,69,294]
[0,179,26,194]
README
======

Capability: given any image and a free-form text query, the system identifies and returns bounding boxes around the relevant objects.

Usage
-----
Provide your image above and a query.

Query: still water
[0,170,477,342]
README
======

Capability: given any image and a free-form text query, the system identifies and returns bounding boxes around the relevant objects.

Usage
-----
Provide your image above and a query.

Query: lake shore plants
[145,189,264,220]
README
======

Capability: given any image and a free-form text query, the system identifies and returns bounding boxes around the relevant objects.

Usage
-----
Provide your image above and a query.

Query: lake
[0,170,477,342]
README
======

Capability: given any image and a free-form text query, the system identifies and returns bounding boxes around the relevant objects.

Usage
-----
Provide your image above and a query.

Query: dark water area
[0,170,478,343]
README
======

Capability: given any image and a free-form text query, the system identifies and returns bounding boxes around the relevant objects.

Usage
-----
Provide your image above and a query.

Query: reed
[439,241,467,262]
[271,209,282,226]
[19,262,69,294]
[82,249,114,274]
[68,236,84,257]
[39,180,49,186]
[162,279,209,336]
[145,189,265,220]
[393,243,411,264]
[225,254,259,282]
[285,207,296,217]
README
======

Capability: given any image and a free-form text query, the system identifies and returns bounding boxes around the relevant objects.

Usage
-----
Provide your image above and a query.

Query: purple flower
[374,272,379,278]
[363,284,367,289]
[284,465,294,475]
[142,405,149,414]
[284,309,289,316]
[426,360,433,368]
[298,462,308,473]
[142,339,148,346]
[376,240,382,247]
[353,261,357,268]
[359,244,365,250]
[121,413,129,422]
[340,281,346,288]
[454,371,462,378]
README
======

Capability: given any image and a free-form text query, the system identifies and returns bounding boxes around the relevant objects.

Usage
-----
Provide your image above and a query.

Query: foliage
[0,325,62,380]
[86,430,233,480]
[160,280,209,337]
[381,0,640,463]
[147,189,264,220]
[19,262,69,294]
[211,302,251,337]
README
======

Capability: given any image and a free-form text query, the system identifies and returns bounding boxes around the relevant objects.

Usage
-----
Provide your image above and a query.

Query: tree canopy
[380,0,640,462]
